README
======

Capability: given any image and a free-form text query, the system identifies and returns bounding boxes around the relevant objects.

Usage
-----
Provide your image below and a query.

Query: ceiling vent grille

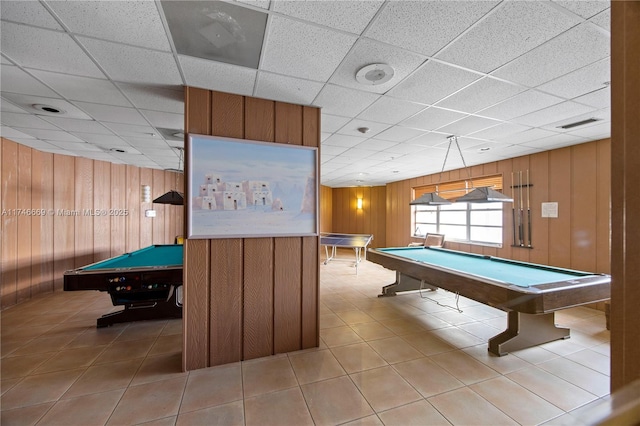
[557,118,600,129]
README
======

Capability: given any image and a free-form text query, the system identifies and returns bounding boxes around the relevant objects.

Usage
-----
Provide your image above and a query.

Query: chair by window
[409,233,445,247]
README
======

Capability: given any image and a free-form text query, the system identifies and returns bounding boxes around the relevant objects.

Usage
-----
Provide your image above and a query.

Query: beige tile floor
[1,254,611,425]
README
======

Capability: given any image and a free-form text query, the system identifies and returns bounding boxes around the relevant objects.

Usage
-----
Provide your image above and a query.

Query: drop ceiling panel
[336,119,390,138]
[2,93,94,120]
[1,23,104,78]
[400,107,467,131]
[40,116,113,134]
[261,15,357,81]
[29,70,132,106]
[255,72,324,105]
[357,97,427,125]
[180,55,256,96]
[353,139,398,151]
[48,1,171,51]
[468,122,532,140]
[0,1,63,30]
[73,102,149,126]
[1,65,58,98]
[512,101,596,127]
[365,1,499,56]
[478,90,564,121]
[536,59,610,99]
[0,126,36,140]
[139,110,183,130]
[388,61,482,105]
[437,1,580,73]
[320,145,350,156]
[435,77,527,114]
[437,115,503,136]
[495,128,559,145]
[573,87,610,109]
[589,9,610,32]
[407,132,455,147]
[566,121,610,139]
[323,134,367,148]
[313,84,380,117]
[492,24,610,87]
[1,111,63,130]
[271,0,383,34]
[492,144,543,159]
[10,138,60,151]
[321,114,351,133]
[329,38,427,94]
[21,128,84,142]
[374,126,425,143]
[116,83,184,114]
[520,133,588,149]
[72,133,129,147]
[553,1,610,19]
[79,38,182,85]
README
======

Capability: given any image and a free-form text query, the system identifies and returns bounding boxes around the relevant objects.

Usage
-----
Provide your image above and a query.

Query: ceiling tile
[437,1,581,73]
[336,119,390,138]
[8,138,60,151]
[435,77,527,114]
[374,126,425,143]
[20,128,84,142]
[357,97,427,125]
[321,114,351,133]
[406,131,454,147]
[105,123,161,138]
[536,59,610,99]
[29,70,132,106]
[573,87,610,109]
[40,116,113,134]
[116,83,184,114]
[1,92,93,120]
[495,128,560,144]
[492,144,543,159]
[0,126,36,140]
[71,133,128,147]
[321,145,350,156]
[236,0,270,10]
[520,133,588,149]
[387,61,482,105]
[512,101,596,127]
[255,72,324,105]
[79,37,182,85]
[313,84,380,117]
[261,15,357,81]
[271,1,383,34]
[477,90,564,120]
[0,1,62,30]
[492,23,610,87]
[74,102,149,126]
[566,121,610,139]
[2,66,58,104]
[180,55,256,96]
[1,22,104,78]
[140,110,183,130]
[329,38,427,94]
[48,1,171,51]
[552,1,609,19]
[400,107,467,131]
[468,122,532,140]
[589,9,610,32]
[352,139,399,151]
[384,143,431,155]
[323,134,367,148]
[365,1,499,56]
[0,111,60,130]
[437,115,503,136]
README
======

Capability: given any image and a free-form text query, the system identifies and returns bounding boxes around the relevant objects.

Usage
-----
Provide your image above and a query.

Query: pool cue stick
[518,171,524,246]
[511,172,517,247]
[527,169,532,247]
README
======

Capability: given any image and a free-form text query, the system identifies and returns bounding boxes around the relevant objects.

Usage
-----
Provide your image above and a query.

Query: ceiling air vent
[557,118,600,129]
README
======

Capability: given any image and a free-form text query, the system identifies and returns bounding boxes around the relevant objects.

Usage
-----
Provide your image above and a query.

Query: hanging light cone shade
[410,192,452,206]
[456,187,513,203]
[153,190,184,205]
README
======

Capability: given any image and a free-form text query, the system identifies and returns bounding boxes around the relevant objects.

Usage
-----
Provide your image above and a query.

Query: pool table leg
[379,272,437,297]
[488,311,569,356]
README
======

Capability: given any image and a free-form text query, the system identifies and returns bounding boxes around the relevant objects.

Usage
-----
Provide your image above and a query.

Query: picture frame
[186,134,318,239]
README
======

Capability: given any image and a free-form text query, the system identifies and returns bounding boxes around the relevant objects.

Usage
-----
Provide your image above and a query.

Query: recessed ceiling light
[356,63,395,86]
[392,170,400,174]
[479,147,491,152]
[32,104,65,114]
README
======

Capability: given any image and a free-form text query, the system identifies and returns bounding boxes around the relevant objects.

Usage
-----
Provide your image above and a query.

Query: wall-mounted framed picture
[187,134,318,239]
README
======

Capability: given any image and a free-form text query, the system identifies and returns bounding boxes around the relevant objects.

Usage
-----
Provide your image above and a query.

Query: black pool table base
[97,290,182,328]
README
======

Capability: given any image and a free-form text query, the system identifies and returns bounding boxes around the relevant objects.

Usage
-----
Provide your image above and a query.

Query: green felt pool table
[64,245,183,327]
[367,246,611,355]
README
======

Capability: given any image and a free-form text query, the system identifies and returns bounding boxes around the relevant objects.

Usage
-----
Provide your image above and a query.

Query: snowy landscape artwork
[187,134,318,239]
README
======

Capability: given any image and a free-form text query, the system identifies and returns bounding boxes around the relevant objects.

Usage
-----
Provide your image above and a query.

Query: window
[412,175,505,246]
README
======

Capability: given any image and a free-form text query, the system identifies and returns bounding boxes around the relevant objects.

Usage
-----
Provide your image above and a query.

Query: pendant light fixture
[154,147,185,206]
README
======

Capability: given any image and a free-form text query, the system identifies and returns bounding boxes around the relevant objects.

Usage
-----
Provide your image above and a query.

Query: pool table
[64,245,183,327]
[367,246,611,355]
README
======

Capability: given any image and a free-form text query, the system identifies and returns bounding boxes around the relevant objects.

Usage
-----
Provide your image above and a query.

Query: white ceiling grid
[0,0,611,186]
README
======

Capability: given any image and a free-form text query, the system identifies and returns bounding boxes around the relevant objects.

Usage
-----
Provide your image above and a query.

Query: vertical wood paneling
[183,239,210,371]
[245,98,274,142]
[210,239,243,365]
[93,161,111,262]
[571,143,598,271]
[16,145,32,302]
[320,185,332,232]
[243,238,274,360]
[31,150,54,295]
[110,164,126,257]
[74,157,93,268]
[275,103,302,144]
[126,165,140,252]
[548,148,572,268]
[140,168,153,248]
[212,91,244,138]
[53,154,75,291]
[596,140,611,274]
[301,236,318,348]
[186,87,212,135]
[274,237,302,353]
[1,140,18,307]
[152,169,165,245]
[511,156,530,262]
[529,152,549,266]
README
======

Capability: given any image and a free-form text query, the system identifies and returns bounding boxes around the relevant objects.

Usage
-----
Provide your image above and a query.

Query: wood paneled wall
[182,88,320,371]
[0,137,183,310]
[611,1,640,391]
[384,139,611,282]
[320,185,332,233]
[329,186,386,248]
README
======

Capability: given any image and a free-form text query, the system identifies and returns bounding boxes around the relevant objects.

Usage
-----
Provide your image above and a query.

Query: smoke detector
[356,63,394,86]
